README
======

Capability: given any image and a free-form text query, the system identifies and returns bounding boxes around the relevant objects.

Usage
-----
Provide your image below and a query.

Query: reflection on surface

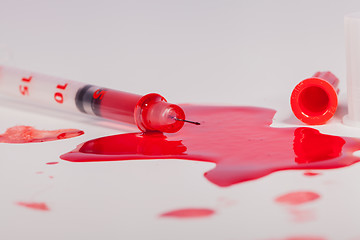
[293,128,345,164]
[78,132,187,156]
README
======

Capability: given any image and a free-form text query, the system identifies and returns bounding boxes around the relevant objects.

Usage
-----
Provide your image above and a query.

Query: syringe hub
[135,93,187,133]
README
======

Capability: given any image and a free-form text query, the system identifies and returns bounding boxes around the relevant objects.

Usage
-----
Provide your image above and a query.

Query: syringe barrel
[0,66,85,114]
[74,84,141,125]
[0,66,185,133]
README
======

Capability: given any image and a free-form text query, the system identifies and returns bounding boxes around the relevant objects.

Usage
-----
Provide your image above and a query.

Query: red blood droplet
[303,171,321,177]
[16,201,50,211]
[46,162,59,165]
[160,208,215,218]
[275,191,320,205]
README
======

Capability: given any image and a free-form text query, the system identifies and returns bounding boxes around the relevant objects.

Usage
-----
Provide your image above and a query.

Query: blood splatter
[61,105,360,187]
[275,191,320,205]
[0,126,84,143]
[303,171,321,177]
[160,208,215,218]
[16,201,50,211]
[46,162,59,165]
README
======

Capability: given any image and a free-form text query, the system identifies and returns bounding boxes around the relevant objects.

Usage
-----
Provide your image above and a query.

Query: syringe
[0,66,200,133]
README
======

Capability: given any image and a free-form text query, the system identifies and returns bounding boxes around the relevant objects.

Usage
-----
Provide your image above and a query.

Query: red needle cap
[290,71,339,125]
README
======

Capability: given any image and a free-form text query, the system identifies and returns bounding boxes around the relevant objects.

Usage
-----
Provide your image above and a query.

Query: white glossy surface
[1,1,360,239]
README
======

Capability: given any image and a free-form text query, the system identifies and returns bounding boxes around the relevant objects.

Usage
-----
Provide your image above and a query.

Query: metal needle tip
[173,117,201,125]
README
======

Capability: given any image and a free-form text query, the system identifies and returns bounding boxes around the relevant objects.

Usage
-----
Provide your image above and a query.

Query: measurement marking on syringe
[19,76,32,96]
[54,83,68,104]
[93,89,106,100]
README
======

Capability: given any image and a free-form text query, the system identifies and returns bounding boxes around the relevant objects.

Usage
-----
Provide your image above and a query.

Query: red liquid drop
[0,126,84,143]
[16,202,50,211]
[46,162,59,165]
[275,191,320,205]
[303,171,321,177]
[61,105,360,187]
[160,208,215,218]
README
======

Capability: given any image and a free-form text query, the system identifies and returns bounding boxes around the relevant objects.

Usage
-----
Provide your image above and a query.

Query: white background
[1,1,360,239]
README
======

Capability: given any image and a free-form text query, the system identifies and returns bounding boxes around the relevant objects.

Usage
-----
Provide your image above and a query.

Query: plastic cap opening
[291,78,338,125]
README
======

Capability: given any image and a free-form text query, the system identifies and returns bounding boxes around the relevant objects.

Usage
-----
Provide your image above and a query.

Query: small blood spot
[160,208,215,218]
[16,202,50,211]
[275,191,320,205]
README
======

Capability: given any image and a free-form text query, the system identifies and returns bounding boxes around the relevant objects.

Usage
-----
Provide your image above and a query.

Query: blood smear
[0,126,84,143]
[46,162,59,165]
[303,171,321,177]
[16,201,50,211]
[61,105,360,187]
[275,191,320,205]
[160,208,215,218]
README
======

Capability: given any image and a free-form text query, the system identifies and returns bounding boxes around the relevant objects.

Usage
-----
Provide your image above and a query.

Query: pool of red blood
[61,105,360,187]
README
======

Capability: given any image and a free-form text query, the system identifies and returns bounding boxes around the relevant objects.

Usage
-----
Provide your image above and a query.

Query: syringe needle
[173,117,201,125]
